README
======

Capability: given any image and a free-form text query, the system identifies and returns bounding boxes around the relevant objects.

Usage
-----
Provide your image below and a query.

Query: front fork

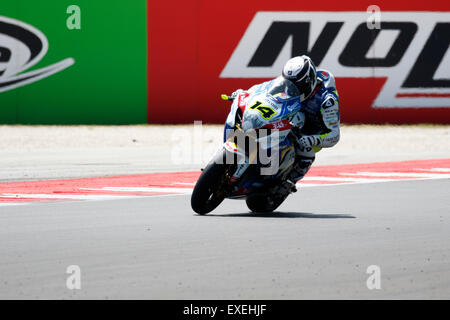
[223,139,251,185]
[222,123,257,185]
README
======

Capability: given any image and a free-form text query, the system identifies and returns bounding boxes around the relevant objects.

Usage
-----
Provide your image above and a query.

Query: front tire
[191,151,229,215]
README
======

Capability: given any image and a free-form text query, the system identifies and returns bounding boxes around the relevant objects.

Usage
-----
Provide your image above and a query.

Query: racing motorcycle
[191,77,306,215]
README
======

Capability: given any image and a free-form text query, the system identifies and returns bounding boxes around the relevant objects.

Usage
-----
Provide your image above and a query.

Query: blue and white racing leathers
[226,69,341,183]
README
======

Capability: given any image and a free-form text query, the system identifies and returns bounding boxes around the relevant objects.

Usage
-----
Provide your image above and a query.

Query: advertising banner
[1,1,449,124]
[148,0,450,124]
[0,1,147,124]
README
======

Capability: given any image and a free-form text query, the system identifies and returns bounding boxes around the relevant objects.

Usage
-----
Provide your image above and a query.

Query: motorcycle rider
[229,55,340,185]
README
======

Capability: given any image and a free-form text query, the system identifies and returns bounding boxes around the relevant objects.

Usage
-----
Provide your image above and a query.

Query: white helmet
[282,55,318,101]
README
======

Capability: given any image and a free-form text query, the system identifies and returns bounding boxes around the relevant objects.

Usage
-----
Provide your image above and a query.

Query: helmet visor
[295,65,317,99]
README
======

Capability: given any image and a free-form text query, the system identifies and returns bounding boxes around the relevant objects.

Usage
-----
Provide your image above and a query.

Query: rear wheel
[246,194,288,213]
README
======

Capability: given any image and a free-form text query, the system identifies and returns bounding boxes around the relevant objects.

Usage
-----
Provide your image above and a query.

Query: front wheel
[191,151,230,215]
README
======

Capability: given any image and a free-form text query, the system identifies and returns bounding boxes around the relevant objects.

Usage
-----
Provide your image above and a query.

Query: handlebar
[221,94,234,101]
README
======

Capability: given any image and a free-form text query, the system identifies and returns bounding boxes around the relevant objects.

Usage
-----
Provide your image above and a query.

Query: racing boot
[287,155,315,186]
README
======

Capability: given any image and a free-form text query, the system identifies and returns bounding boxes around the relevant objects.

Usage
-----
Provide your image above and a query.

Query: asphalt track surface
[0,173,449,299]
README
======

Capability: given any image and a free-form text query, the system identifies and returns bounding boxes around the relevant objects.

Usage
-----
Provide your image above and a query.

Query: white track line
[171,182,196,186]
[0,202,27,206]
[299,175,450,188]
[340,172,450,178]
[302,176,395,182]
[81,187,193,194]
[0,193,141,201]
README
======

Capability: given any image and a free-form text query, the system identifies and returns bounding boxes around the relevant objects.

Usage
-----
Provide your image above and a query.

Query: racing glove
[298,135,322,149]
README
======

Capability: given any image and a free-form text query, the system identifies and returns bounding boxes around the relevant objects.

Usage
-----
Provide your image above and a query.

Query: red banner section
[147,0,450,124]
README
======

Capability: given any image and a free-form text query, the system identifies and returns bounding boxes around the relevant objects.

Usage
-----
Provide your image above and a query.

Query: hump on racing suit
[299,68,340,152]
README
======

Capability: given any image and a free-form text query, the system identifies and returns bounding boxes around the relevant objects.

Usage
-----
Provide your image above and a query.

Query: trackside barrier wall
[0,1,147,124]
[1,1,449,124]
[148,0,450,124]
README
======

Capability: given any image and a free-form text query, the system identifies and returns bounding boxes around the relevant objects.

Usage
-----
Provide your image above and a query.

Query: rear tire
[246,194,287,213]
[191,151,229,215]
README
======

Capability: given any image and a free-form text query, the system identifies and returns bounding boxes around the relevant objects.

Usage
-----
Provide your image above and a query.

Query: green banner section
[0,1,147,124]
